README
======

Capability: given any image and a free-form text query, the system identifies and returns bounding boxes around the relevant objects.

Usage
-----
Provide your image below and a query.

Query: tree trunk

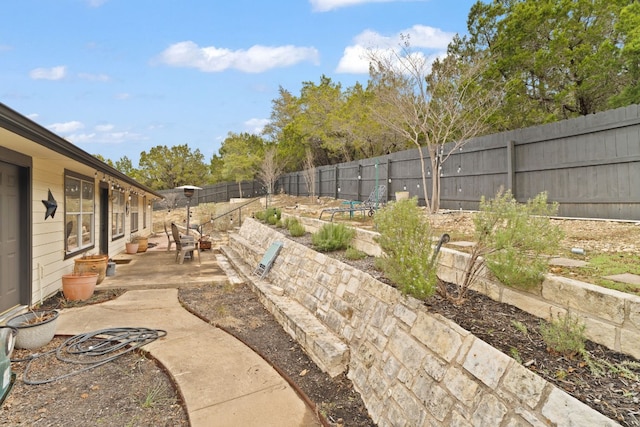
[417,145,431,212]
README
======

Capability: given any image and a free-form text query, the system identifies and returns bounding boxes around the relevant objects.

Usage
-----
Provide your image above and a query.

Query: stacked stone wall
[228,218,619,426]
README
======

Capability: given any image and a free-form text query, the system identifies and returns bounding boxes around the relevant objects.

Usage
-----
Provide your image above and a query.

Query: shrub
[266,214,278,225]
[475,190,562,289]
[254,210,266,221]
[539,312,586,357]
[311,223,355,252]
[288,219,306,237]
[374,198,437,299]
[345,246,367,260]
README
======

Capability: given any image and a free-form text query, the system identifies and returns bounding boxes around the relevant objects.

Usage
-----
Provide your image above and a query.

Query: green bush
[475,190,562,289]
[266,214,278,225]
[287,218,306,237]
[254,211,266,221]
[539,312,586,357]
[311,223,355,252]
[345,246,367,260]
[374,198,437,299]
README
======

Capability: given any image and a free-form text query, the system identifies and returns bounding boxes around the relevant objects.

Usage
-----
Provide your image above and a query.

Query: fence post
[334,165,339,199]
[507,140,516,199]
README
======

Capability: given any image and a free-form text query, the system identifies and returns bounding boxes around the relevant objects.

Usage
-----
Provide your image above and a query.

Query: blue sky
[1,0,478,165]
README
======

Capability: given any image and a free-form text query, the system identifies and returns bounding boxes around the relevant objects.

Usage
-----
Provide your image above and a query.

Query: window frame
[64,170,95,259]
[130,194,139,233]
[112,190,125,241]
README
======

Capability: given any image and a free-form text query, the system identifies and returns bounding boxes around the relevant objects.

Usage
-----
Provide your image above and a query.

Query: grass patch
[555,252,640,295]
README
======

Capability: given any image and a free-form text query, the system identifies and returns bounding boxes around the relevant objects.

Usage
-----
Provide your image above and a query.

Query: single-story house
[0,103,163,320]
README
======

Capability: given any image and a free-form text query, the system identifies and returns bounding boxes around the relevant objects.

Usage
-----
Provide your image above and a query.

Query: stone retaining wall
[286,214,640,360]
[228,218,619,427]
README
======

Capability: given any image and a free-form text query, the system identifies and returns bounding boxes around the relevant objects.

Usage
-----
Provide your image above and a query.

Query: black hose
[19,327,166,385]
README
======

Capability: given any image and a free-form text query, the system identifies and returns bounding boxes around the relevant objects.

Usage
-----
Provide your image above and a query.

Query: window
[130,194,139,233]
[65,172,94,255]
[112,191,125,239]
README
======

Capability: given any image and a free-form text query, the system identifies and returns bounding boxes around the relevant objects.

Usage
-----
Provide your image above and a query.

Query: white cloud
[115,93,131,100]
[78,72,110,82]
[244,118,269,134]
[310,0,420,12]
[30,66,67,80]
[336,25,455,74]
[26,113,39,121]
[95,124,114,132]
[0,44,12,52]
[157,41,320,73]
[48,121,84,133]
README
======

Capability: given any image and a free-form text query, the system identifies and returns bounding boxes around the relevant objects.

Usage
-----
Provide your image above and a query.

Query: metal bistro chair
[171,223,200,265]
[163,222,175,252]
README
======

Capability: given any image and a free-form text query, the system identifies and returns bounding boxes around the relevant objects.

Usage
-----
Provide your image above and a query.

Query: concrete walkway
[56,236,321,427]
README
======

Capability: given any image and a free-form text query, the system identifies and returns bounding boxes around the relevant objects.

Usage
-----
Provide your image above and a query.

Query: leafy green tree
[208,154,226,184]
[219,132,264,197]
[462,0,630,129]
[137,144,209,190]
[610,2,640,107]
[263,87,307,172]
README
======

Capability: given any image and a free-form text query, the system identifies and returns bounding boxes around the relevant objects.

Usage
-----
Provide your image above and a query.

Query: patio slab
[549,257,588,268]
[603,273,640,286]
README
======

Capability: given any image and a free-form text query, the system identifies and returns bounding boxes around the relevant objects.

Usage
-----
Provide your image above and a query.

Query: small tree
[257,146,286,196]
[301,148,317,201]
[368,36,501,212]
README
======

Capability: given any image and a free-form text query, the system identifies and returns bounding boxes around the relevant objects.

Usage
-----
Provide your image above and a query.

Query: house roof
[0,102,163,199]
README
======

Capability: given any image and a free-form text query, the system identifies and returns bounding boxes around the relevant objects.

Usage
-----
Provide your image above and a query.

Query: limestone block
[501,364,547,409]
[629,299,640,329]
[471,394,508,426]
[411,373,454,422]
[582,315,618,350]
[394,302,418,327]
[541,388,620,427]
[501,287,560,321]
[421,352,448,381]
[620,328,640,360]
[387,327,427,371]
[442,366,480,407]
[412,312,467,362]
[462,338,511,389]
[542,275,625,324]
[390,383,425,426]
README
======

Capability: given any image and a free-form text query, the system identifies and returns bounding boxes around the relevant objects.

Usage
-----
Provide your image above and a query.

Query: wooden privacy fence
[154,104,640,221]
[279,104,640,221]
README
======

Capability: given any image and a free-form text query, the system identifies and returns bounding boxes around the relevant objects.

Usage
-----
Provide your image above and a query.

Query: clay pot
[135,236,148,252]
[125,242,139,254]
[61,273,98,301]
[74,254,108,284]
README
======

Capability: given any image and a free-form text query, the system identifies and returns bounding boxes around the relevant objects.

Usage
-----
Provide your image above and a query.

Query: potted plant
[125,234,139,254]
[6,309,59,350]
[74,253,108,284]
[61,272,99,301]
[134,235,149,252]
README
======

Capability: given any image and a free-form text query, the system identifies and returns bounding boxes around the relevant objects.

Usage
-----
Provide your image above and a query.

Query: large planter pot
[74,254,108,284]
[125,242,139,254]
[135,236,148,252]
[6,310,59,350]
[62,273,98,301]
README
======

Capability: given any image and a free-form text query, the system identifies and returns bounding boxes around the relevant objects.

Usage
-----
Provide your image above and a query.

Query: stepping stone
[603,273,640,286]
[549,257,588,268]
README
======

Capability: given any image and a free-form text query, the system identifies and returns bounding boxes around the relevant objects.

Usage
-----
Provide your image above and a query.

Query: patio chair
[163,222,175,252]
[171,223,200,265]
[253,241,283,279]
[319,184,387,221]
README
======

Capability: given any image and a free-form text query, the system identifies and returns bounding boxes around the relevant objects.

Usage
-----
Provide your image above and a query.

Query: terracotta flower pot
[125,242,139,254]
[61,273,98,301]
[74,254,108,284]
[135,236,148,252]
